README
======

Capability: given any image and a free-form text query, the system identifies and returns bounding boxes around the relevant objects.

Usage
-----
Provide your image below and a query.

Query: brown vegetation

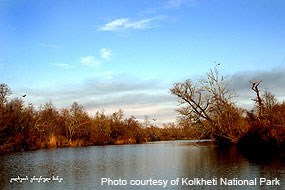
[171,66,248,145]
[0,83,194,153]
[239,91,285,151]
[171,66,285,149]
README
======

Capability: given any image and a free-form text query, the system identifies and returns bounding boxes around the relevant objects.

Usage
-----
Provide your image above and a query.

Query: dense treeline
[0,83,196,153]
[171,66,285,150]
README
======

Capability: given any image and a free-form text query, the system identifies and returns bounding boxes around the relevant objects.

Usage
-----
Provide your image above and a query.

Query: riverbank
[2,136,284,158]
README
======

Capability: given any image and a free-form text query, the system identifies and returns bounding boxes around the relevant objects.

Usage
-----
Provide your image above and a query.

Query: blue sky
[1,0,285,125]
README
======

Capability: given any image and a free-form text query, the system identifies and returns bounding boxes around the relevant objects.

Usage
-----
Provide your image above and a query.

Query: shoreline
[1,138,284,157]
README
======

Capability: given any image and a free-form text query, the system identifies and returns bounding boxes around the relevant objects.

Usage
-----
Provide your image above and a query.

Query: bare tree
[263,90,277,113]
[143,115,151,128]
[0,83,12,106]
[171,66,247,144]
[63,102,90,144]
[250,80,263,119]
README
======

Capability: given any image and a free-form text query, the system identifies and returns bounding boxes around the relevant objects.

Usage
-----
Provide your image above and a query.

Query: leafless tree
[250,80,263,119]
[63,102,90,143]
[0,83,12,106]
[171,66,247,144]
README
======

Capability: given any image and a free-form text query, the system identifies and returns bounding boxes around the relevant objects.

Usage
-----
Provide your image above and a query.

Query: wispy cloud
[80,48,112,67]
[97,1,191,33]
[51,63,71,69]
[100,48,112,60]
[98,17,159,32]
[39,43,64,49]
[126,18,154,29]
[80,56,101,67]
[98,18,128,31]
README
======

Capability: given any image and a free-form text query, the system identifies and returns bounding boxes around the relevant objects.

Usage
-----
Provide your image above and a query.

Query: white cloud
[100,48,112,60]
[51,63,71,69]
[98,17,156,31]
[80,56,101,67]
[98,18,129,31]
[81,48,112,67]
[126,19,153,29]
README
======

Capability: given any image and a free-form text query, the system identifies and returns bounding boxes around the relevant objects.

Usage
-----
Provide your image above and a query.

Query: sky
[1,0,285,125]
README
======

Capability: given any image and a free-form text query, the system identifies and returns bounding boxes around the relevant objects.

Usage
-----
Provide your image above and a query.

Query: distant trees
[0,83,191,153]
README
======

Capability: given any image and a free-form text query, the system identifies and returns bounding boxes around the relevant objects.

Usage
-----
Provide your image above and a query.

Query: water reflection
[1,141,284,190]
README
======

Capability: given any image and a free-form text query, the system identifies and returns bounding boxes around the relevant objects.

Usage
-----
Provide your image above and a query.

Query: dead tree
[250,80,263,119]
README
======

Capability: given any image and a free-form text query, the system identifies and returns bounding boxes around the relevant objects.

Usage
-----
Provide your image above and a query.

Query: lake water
[0,140,284,190]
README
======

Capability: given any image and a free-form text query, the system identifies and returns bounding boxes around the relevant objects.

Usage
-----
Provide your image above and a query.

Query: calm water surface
[0,140,284,190]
